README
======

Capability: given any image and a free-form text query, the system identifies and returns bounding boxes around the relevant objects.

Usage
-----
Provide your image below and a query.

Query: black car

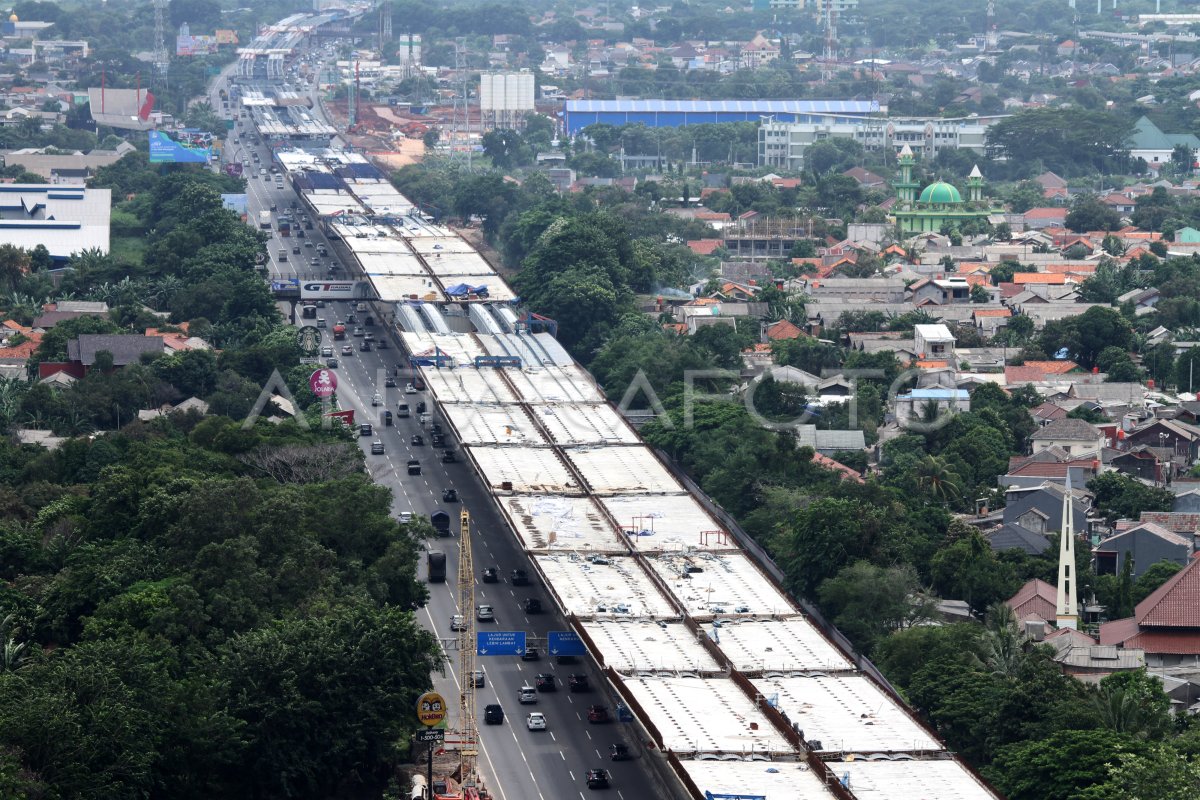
[608,744,631,762]
[325,358,338,368]
[383,410,393,426]
[377,339,389,349]
[569,674,590,692]
[385,376,396,388]
[411,434,424,446]
[484,704,504,725]
[407,459,421,475]
[416,401,427,414]
[524,597,542,614]
[359,423,373,437]
[521,646,540,662]
[359,340,372,352]
[511,569,530,586]
[585,769,610,790]
[482,567,499,583]
[535,673,556,692]
[441,450,456,463]
[442,488,458,502]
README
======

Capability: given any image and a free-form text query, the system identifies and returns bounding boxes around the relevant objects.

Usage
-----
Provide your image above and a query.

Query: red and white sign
[310,369,337,398]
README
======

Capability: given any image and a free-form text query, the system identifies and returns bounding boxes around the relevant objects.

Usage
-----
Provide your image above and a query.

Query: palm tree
[916,455,962,502]
[0,614,26,672]
[975,602,1025,679]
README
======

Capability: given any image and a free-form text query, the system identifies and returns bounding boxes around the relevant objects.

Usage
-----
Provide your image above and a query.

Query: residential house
[763,319,805,342]
[1111,446,1166,484]
[972,307,1012,334]
[1174,490,1200,513]
[794,424,865,455]
[41,334,164,379]
[1000,450,1101,489]
[1007,578,1059,624]
[1100,552,1200,667]
[1093,522,1192,578]
[988,523,1053,556]
[1044,627,1147,682]
[894,387,970,427]
[908,276,973,305]
[1126,418,1200,466]
[1122,512,1200,537]
[1029,417,1105,456]
[913,323,956,360]
[1023,207,1069,229]
[1002,481,1094,538]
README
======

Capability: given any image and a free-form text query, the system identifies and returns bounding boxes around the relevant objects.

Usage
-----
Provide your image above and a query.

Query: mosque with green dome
[891,145,995,236]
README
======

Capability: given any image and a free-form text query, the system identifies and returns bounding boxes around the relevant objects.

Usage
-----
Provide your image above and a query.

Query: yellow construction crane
[457,507,478,790]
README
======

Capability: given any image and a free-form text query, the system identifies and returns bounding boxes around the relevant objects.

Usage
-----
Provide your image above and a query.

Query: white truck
[258,210,272,229]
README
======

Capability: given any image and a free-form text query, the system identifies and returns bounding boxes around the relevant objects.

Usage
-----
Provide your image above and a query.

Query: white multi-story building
[758,115,1003,170]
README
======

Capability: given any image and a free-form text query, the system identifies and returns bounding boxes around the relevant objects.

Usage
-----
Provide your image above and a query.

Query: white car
[405,383,417,394]
[398,511,413,524]
[476,604,494,622]
[450,615,466,631]
[371,393,382,406]
[526,712,547,731]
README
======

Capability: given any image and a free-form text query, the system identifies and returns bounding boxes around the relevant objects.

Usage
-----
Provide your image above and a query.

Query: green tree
[817,561,936,654]
[480,128,530,169]
[1087,472,1175,524]
[1132,560,1183,605]
[930,529,1019,615]
[218,604,438,798]
[988,730,1149,800]
[776,497,903,596]
[1066,194,1121,233]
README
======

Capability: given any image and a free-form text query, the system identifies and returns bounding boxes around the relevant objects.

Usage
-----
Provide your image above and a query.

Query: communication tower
[153,0,169,89]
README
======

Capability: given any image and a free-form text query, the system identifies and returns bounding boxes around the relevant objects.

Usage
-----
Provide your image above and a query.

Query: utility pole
[457,508,478,791]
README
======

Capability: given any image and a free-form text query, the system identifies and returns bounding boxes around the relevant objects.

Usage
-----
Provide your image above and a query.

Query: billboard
[215,29,239,45]
[300,280,373,300]
[149,130,211,164]
[177,34,218,56]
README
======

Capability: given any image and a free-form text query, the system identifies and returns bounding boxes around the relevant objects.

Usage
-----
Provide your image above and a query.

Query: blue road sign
[547,630,585,657]
[477,630,526,656]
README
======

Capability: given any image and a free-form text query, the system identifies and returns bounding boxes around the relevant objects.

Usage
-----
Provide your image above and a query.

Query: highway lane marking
[549,732,555,742]
[568,771,575,782]
[559,751,565,760]
[594,749,601,759]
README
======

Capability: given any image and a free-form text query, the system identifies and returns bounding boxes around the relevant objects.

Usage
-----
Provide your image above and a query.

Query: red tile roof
[1025,207,1069,220]
[1028,360,1080,374]
[1135,512,1200,534]
[1014,273,1067,284]
[764,319,804,341]
[686,239,723,256]
[1007,578,1058,622]
[1046,263,1097,275]
[1137,553,1200,627]
[973,308,1012,318]
[812,452,865,483]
